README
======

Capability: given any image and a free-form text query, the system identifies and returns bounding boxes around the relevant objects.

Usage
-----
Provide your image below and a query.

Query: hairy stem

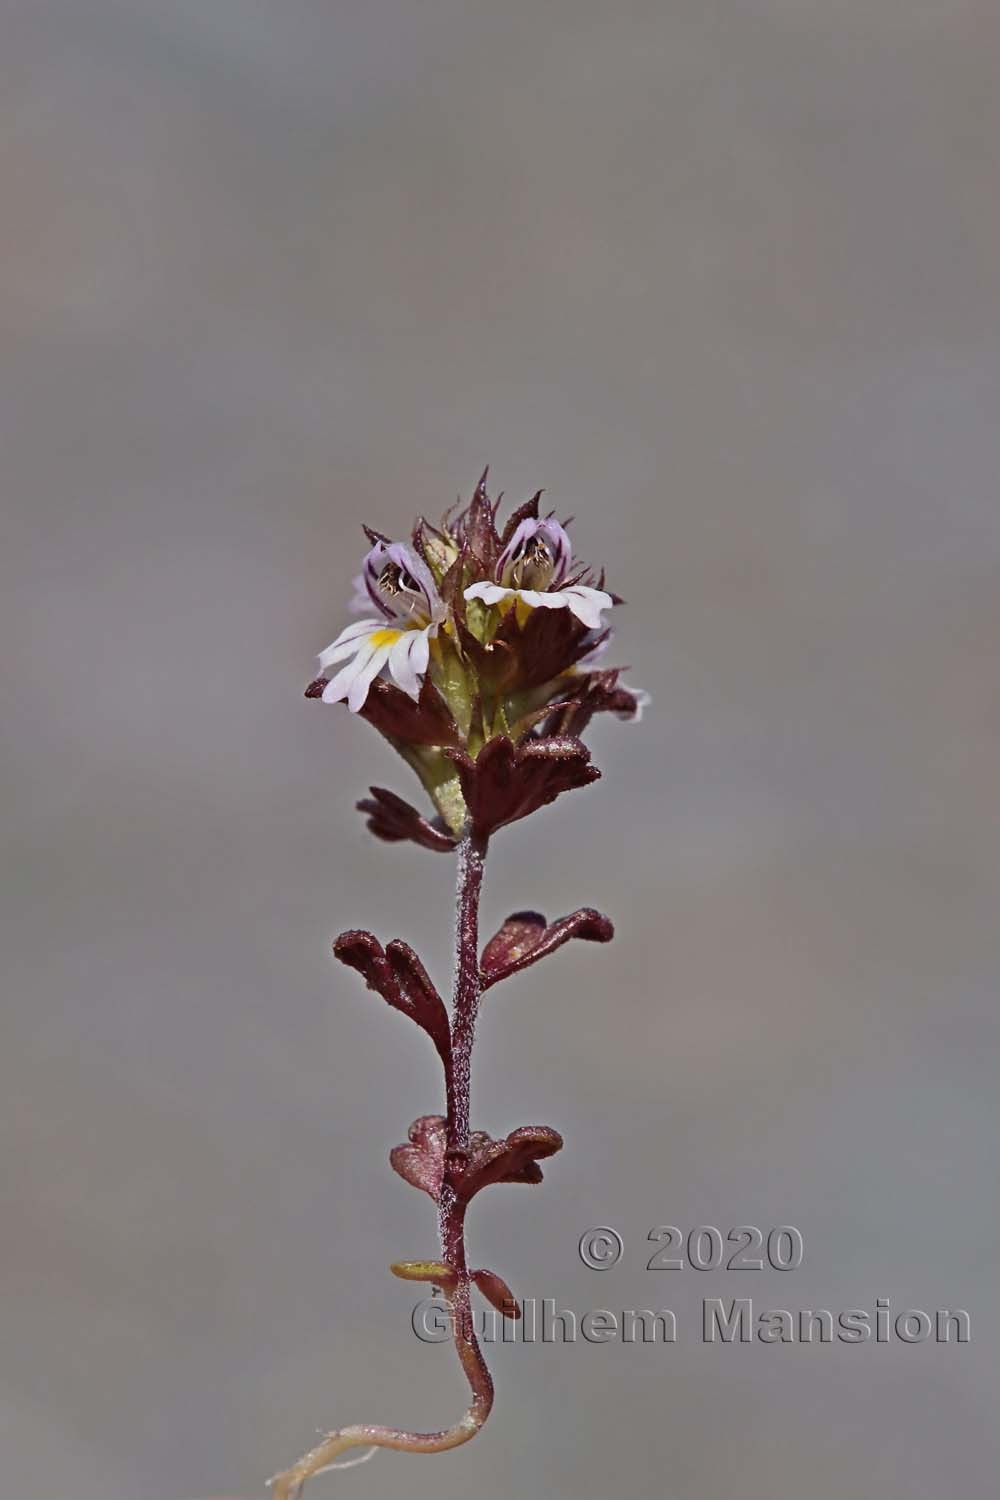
[269,830,493,1499]
[446,829,488,1159]
[439,828,494,1422]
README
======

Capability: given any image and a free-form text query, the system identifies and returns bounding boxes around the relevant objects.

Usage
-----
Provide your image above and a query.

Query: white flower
[463,516,614,630]
[319,618,435,710]
[318,541,445,712]
[464,579,614,630]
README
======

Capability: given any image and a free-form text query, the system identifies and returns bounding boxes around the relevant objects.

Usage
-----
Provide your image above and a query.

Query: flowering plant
[271,473,645,1498]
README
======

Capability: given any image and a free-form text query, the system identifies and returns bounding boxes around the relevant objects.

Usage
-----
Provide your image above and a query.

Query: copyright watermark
[577,1224,805,1270]
[413,1297,676,1344]
[578,1227,623,1269]
[411,1296,971,1346]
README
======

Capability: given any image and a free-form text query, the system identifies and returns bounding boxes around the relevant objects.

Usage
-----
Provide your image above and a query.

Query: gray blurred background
[3,3,999,1497]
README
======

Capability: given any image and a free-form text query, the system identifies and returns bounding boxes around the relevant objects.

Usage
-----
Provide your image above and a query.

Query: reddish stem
[269,831,494,1499]
[439,828,493,1415]
[445,828,488,1162]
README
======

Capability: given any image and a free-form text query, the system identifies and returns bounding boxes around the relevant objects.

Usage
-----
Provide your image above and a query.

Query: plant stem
[445,828,488,1162]
[439,827,493,1419]
[269,830,493,1500]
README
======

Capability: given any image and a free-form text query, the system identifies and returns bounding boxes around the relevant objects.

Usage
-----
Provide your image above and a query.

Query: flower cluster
[307,472,647,844]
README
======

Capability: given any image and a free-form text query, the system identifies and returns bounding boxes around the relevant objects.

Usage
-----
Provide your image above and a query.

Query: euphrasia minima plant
[270,473,647,1498]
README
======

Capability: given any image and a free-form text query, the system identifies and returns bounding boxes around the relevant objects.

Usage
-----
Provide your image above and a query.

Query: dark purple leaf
[333,931,449,1064]
[444,734,600,839]
[385,939,451,1060]
[306,673,460,749]
[486,608,603,694]
[480,907,614,990]
[542,668,642,737]
[357,675,462,748]
[332,929,398,1000]
[456,1124,564,1202]
[454,468,499,571]
[357,786,458,852]
[480,911,547,977]
[390,1114,447,1201]
[498,491,543,548]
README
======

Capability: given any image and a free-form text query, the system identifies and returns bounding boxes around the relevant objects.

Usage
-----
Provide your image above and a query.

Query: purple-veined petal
[318,618,381,670]
[497,519,537,575]
[409,622,432,677]
[496,517,572,588]
[322,636,378,703]
[559,585,614,630]
[362,539,443,625]
[348,573,370,614]
[361,546,397,618]
[347,641,395,712]
[387,628,425,699]
[383,541,439,614]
